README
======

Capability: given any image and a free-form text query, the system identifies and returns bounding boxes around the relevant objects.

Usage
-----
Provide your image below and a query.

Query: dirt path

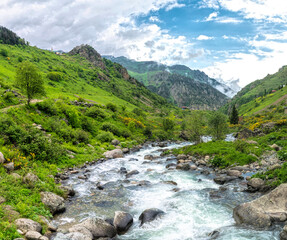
[0,99,43,113]
[253,94,287,115]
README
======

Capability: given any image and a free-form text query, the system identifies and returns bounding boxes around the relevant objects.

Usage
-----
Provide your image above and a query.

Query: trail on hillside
[0,99,43,112]
[253,94,287,115]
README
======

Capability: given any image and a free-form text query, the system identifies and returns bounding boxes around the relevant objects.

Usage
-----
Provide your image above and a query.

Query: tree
[187,111,205,144]
[208,111,228,140]
[162,118,175,131]
[229,105,239,124]
[15,61,45,106]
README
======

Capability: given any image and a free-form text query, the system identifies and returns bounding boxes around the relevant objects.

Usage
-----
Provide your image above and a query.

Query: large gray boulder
[65,232,92,240]
[25,231,48,240]
[246,178,265,192]
[104,149,123,159]
[4,162,14,172]
[113,211,133,234]
[139,208,165,226]
[40,192,65,215]
[15,218,42,234]
[77,218,116,238]
[233,183,287,228]
[69,225,93,239]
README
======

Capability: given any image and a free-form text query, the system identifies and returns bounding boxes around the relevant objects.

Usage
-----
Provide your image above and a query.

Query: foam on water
[53,142,281,240]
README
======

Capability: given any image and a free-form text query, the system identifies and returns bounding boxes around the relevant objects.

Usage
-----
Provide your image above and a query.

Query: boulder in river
[280,225,287,240]
[15,218,42,234]
[77,218,117,239]
[144,155,155,160]
[139,208,165,226]
[69,225,93,240]
[40,192,65,215]
[126,170,139,178]
[104,149,123,159]
[227,170,241,177]
[246,178,265,192]
[233,183,287,228]
[176,163,190,171]
[113,211,133,234]
[213,176,238,185]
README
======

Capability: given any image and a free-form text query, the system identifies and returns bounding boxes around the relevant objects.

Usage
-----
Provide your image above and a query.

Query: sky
[1,0,287,88]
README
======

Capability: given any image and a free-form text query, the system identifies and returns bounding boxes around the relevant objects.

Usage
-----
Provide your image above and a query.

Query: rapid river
[53,142,281,240]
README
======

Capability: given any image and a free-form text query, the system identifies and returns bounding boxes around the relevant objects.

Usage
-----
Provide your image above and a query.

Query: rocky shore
[6,140,287,239]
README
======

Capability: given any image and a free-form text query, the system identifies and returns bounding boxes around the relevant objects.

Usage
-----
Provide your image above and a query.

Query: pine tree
[230,105,239,124]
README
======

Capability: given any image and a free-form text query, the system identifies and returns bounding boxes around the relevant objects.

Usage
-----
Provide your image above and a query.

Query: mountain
[222,65,287,116]
[104,56,237,98]
[103,56,229,110]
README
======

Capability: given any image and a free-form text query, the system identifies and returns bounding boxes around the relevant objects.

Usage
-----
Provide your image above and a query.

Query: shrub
[47,72,63,82]
[0,49,8,57]
[86,107,107,120]
[3,91,14,102]
[36,99,58,115]
[210,156,226,168]
[155,130,168,141]
[278,150,287,161]
[133,108,145,116]
[18,56,23,62]
[234,140,249,153]
[106,103,117,112]
[143,127,153,138]
[162,118,175,131]
[101,122,121,136]
[97,131,113,142]
[75,129,89,143]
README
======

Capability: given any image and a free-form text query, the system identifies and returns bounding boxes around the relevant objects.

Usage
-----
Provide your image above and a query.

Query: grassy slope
[0,44,169,111]
[222,65,287,115]
[0,43,184,239]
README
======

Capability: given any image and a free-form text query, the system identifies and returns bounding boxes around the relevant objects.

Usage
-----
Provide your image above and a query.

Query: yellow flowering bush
[6,147,30,169]
[119,116,145,128]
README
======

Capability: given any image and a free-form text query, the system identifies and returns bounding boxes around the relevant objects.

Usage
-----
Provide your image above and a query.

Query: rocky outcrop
[104,149,123,159]
[69,45,105,70]
[246,178,265,192]
[15,218,42,234]
[113,211,133,234]
[76,218,117,239]
[233,183,287,228]
[139,208,165,226]
[40,192,65,215]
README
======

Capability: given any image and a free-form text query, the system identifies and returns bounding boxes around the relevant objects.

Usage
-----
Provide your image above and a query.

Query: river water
[53,142,281,240]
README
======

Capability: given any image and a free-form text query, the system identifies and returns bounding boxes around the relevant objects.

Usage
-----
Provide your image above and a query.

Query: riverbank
[50,142,282,240]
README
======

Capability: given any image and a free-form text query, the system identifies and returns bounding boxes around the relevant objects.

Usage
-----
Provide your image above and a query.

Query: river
[53,142,281,240]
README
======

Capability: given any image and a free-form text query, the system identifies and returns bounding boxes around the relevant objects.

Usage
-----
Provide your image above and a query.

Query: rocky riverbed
[51,142,284,240]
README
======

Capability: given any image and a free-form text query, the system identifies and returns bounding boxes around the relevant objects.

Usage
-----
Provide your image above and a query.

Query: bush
[155,130,168,141]
[47,72,63,82]
[143,127,153,138]
[86,107,107,120]
[75,129,89,143]
[97,131,113,142]
[0,49,8,57]
[106,103,117,112]
[210,156,226,168]
[278,150,287,161]
[18,56,23,62]
[162,118,175,131]
[36,99,58,115]
[234,140,249,153]
[3,92,14,102]
[133,108,145,116]
[101,122,121,136]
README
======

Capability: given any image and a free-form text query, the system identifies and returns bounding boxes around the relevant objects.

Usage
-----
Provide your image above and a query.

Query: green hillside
[0,44,169,111]
[222,66,287,115]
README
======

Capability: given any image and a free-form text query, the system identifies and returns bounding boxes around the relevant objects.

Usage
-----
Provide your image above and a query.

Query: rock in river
[15,218,42,234]
[139,208,165,226]
[113,211,133,234]
[104,149,123,159]
[77,218,117,239]
[233,183,287,228]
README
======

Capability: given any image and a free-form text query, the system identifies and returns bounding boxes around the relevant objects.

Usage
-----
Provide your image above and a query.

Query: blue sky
[1,0,287,87]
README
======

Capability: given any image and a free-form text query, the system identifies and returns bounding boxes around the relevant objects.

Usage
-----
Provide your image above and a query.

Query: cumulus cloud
[201,0,287,23]
[0,0,194,65]
[205,11,242,24]
[197,35,214,40]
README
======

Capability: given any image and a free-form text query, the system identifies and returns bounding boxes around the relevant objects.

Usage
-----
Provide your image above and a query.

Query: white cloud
[165,2,186,11]
[0,0,197,65]
[202,0,287,23]
[197,35,214,40]
[206,12,218,21]
[149,16,162,22]
[205,11,242,24]
[203,38,287,87]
